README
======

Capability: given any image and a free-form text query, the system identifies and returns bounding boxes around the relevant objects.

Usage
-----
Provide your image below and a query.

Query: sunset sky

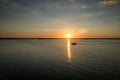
[0,0,120,38]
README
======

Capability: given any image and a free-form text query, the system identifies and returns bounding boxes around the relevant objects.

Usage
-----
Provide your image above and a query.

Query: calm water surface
[0,39,120,80]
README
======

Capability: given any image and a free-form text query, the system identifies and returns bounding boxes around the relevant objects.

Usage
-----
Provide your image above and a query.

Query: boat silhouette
[71,42,77,45]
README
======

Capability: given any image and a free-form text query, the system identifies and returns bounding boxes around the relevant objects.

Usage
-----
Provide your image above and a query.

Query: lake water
[0,39,120,80]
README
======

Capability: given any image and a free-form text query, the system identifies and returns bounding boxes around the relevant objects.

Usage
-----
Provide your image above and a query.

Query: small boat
[71,42,77,45]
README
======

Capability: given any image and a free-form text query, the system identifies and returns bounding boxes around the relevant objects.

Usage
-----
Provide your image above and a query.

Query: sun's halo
[66,33,72,38]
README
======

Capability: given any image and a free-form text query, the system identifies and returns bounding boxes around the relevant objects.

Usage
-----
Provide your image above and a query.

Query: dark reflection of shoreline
[67,38,72,62]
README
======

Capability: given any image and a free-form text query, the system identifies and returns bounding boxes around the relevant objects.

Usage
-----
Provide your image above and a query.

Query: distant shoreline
[0,38,120,40]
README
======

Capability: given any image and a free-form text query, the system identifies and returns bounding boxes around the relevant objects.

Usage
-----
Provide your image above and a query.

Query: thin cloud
[68,0,78,3]
[67,0,87,9]
[42,0,87,10]
[98,0,119,6]
[0,0,17,7]
[68,0,83,3]
[0,0,40,17]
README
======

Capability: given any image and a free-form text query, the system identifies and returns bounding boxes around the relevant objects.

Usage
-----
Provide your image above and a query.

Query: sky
[0,0,120,38]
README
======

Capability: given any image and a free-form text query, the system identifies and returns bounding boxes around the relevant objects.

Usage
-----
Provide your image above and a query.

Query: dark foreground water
[0,39,120,80]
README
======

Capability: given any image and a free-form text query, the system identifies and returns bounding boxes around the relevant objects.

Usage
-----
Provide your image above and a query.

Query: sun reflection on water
[67,38,72,62]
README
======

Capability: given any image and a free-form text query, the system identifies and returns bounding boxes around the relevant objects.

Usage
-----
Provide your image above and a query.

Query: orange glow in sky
[0,0,120,38]
[66,33,72,38]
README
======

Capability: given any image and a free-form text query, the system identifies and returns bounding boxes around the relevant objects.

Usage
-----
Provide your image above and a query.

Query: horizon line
[0,38,120,39]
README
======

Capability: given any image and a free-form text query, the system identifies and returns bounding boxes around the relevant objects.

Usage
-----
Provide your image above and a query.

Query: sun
[66,33,72,38]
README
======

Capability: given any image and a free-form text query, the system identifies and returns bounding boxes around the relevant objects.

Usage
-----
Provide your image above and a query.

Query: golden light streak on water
[67,38,72,62]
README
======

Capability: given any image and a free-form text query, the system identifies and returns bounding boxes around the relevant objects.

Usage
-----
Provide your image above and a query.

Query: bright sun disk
[66,33,72,38]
